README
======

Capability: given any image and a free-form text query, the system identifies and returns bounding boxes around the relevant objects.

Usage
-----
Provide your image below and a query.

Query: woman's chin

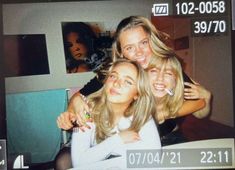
[154,92,167,98]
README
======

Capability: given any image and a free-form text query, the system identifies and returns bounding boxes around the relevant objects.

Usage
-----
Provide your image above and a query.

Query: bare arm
[58,76,103,130]
[57,91,92,131]
[177,99,206,117]
[157,82,210,123]
[157,99,206,123]
[184,81,212,118]
[67,91,90,115]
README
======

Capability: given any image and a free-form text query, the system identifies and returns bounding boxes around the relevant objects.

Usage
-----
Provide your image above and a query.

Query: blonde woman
[148,54,187,121]
[71,59,161,168]
[147,54,209,144]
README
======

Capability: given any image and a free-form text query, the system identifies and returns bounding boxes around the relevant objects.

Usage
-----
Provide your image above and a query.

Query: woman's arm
[184,81,212,118]
[57,93,91,131]
[124,118,161,150]
[71,123,124,167]
[157,99,206,123]
[57,76,103,130]
[71,119,160,167]
[177,99,206,117]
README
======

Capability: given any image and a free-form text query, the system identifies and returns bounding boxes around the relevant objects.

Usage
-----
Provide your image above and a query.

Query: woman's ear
[134,95,138,100]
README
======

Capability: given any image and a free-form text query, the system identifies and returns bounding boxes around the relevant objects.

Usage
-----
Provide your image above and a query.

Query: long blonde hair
[147,55,184,122]
[87,59,157,143]
[112,16,174,61]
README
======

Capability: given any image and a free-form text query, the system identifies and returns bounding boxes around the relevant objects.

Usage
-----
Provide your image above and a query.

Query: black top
[79,72,193,138]
[79,76,103,96]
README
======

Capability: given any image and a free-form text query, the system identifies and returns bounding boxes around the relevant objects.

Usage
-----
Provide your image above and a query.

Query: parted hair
[112,16,174,61]
[87,59,157,143]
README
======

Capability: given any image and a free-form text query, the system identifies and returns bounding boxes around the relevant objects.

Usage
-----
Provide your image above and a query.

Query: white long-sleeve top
[71,116,161,168]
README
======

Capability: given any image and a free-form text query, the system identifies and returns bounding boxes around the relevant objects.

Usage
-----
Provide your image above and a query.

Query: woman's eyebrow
[122,37,149,49]
[112,71,135,82]
[122,44,132,49]
[110,71,118,74]
[125,75,135,82]
[141,37,149,41]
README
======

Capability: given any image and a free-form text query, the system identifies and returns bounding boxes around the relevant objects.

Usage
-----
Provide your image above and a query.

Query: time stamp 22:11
[127,148,233,168]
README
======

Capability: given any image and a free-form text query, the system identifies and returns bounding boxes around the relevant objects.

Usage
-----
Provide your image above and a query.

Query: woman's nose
[75,47,81,51]
[135,46,143,56]
[157,72,164,81]
[113,78,122,88]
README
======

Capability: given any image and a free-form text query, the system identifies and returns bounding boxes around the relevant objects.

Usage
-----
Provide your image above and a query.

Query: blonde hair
[87,59,156,143]
[147,55,184,121]
[112,16,174,62]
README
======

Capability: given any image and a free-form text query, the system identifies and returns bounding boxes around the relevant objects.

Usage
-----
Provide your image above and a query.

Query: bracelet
[80,93,91,119]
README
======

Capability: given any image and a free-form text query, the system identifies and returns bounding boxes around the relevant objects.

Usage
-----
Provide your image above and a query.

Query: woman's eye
[109,74,116,79]
[142,40,148,45]
[149,69,158,74]
[76,39,82,44]
[125,46,133,52]
[66,42,73,48]
[165,72,173,76]
[125,80,133,85]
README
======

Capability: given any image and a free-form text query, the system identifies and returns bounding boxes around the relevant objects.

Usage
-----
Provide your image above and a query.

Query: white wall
[193,35,233,127]
[3,0,155,93]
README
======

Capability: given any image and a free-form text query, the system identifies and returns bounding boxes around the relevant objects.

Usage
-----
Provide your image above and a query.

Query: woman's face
[105,62,138,105]
[119,26,152,69]
[148,62,176,98]
[66,32,88,60]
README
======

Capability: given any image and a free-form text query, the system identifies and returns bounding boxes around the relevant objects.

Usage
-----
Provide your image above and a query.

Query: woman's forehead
[120,26,148,41]
[153,60,173,69]
[112,62,137,75]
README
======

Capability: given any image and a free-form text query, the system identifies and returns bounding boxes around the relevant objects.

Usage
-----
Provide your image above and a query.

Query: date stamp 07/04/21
[126,148,234,169]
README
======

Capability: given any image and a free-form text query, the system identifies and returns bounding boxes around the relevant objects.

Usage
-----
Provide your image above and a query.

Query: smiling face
[148,61,176,98]
[66,32,88,60]
[105,62,138,105]
[119,26,152,69]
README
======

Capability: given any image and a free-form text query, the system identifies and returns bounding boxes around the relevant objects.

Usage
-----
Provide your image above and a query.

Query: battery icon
[152,3,169,16]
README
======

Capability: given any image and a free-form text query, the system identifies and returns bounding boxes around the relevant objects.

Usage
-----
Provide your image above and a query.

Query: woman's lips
[136,56,146,65]
[75,53,82,58]
[110,88,120,95]
[153,83,165,91]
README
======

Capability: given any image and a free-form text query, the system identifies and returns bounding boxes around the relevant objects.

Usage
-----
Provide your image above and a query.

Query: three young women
[55,15,211,169]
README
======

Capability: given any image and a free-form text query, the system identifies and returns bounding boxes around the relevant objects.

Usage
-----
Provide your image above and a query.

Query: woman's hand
[184,82,211,100]
[57,111,77,130]
[57,92,92,131]
[184,81,212,118]
[119,130,140,144]
[57,111,91,132]
[67,92,93,129]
